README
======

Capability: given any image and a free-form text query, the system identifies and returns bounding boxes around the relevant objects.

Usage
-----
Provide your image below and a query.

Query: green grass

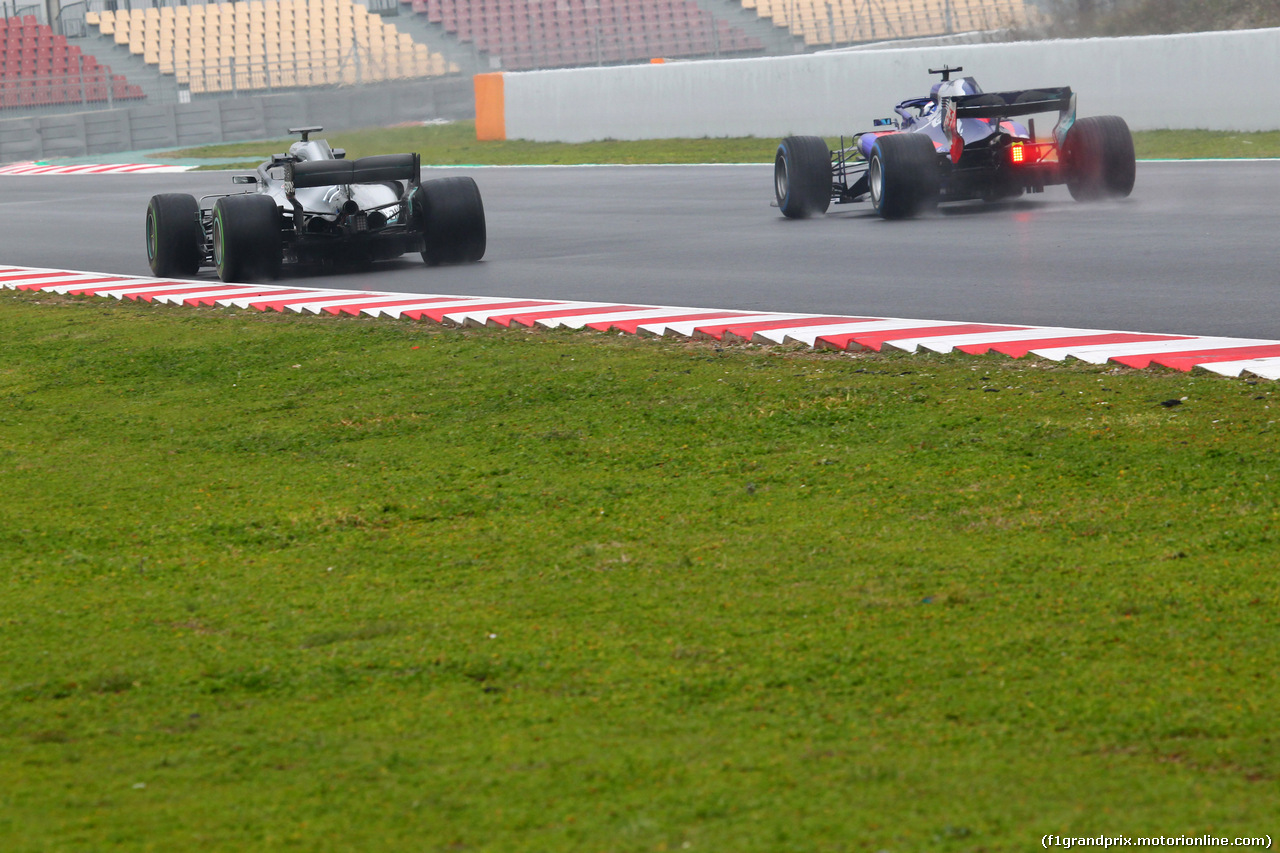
[155,120,1280,169]
[164,120,783,169]
[3,292,1278,851]
[1133,129,1280,160]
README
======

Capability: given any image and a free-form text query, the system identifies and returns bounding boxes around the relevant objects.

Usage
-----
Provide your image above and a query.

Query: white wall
[503,27,1280,141]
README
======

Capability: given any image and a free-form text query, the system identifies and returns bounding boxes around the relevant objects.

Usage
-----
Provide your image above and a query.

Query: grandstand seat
[69,0,455,95]
[746,0,1032,46]
[0,14,149,110]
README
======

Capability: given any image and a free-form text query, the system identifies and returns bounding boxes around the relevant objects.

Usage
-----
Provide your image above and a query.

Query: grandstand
[404,0,767,70]
[0,14,143,111]
[83,0,458,95]
[390,0,1037,71]
[743,0,1035,48]
[3,0,1037,113]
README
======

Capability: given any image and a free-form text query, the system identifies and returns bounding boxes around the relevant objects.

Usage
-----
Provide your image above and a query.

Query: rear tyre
[212,195,282,283]
[145,193,203,277]
[414,177,486,266]
[1063,115,1136,201]
[869,133,941,220]
[775,135,832,219]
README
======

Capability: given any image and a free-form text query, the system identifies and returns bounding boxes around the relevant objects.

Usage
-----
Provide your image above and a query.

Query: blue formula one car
[774,66,1136,220]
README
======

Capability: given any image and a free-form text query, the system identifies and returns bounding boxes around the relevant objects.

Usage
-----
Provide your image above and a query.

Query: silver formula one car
[145,126,486,282]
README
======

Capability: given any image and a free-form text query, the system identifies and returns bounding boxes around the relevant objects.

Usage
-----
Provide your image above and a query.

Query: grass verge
[1131,129,1280,160]
[154,120,1280,170]
[2,291,1278,850]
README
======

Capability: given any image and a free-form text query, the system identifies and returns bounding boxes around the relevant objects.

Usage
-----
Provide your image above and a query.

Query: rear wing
[953,87,1073,120]
[948,86,1078,151]
[290,153,421,190]
[277,152,422,237]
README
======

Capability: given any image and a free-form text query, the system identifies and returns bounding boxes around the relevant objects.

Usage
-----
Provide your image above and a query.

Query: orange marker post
[474,72,505,141]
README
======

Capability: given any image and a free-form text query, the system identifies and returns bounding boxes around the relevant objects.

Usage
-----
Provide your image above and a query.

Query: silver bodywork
[144,126,485,282]
[254,138,405,235]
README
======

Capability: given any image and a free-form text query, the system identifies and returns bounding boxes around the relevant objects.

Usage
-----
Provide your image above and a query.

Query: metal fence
[169,47,451,95]
[5,0,404,38]
[0,55,142,111]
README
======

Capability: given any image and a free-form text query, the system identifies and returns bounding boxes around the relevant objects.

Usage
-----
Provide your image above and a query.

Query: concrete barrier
[84,111,129,154]
[484,27,1280,141]
[128,105,181,151]
[217,99,268,141]
[0,117,41,161]
[35,114,88,158]
[173,102,224,147]
[0,75,473,163]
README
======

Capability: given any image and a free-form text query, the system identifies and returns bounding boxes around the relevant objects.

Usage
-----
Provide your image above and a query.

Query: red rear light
[1010,143,1026,165]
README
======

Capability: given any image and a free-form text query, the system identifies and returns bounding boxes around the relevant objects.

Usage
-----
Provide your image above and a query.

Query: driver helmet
[289,139,334,161]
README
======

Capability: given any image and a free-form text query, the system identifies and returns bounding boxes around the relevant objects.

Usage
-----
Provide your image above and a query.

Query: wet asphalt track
[2,159,1277,339]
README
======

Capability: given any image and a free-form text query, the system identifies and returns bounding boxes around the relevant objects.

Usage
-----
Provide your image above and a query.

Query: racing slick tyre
[414,177,487,266]
[145,193,203,278]
[1063,115,1136,201]
[775,136,832,219]
[211,194,282,283]
[869,133,941,220]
